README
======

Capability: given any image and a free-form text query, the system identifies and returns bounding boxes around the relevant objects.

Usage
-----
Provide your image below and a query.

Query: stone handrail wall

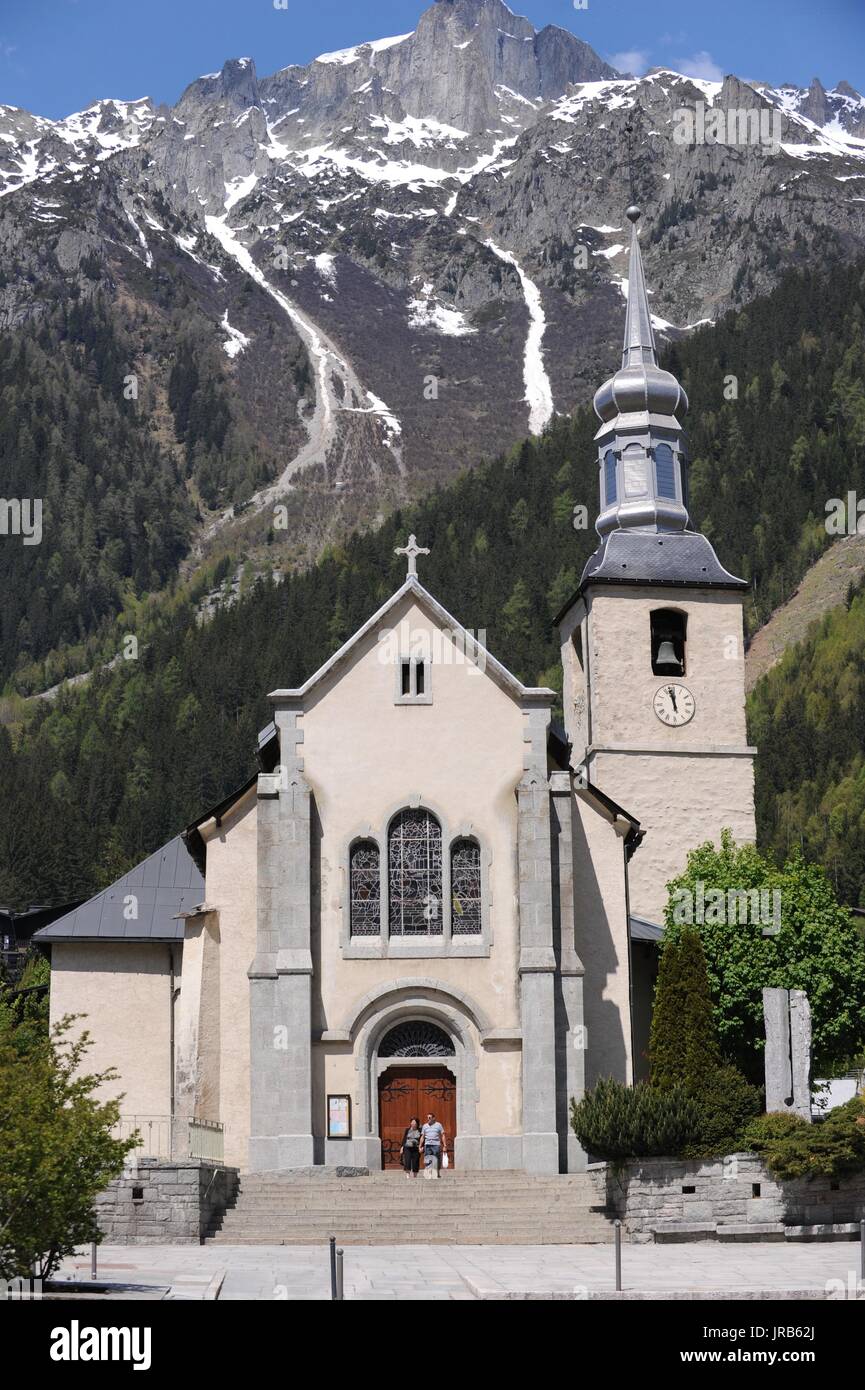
[94,1158,239,1245]
[589,1153,865,1242]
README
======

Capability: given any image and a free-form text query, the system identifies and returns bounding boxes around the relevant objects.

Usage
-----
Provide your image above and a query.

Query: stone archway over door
[378,1067,457,1169]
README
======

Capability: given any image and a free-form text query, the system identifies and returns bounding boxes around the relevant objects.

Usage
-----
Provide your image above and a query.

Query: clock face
[653,683,695,727]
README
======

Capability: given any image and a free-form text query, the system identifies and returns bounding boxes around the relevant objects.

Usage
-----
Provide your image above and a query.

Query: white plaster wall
[477,1048,522,1135]
[593,751,756,926]
[301,593,527,1137]
[587,587,749,749]
[559,596,589,756]
[48,942,175,1118]
[200,792,257,1171]
[579,585,755,926]
[570,797,633,1087]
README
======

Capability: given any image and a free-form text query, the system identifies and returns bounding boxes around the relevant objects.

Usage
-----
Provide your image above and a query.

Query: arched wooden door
[378,1066,457,1169]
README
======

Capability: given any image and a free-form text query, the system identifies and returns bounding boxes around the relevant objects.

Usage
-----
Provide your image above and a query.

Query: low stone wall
[94,1158,239,1245]
[589,1154,865,1243]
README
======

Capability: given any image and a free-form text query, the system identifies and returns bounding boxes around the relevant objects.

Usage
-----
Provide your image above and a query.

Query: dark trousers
[402,1146,420,1173]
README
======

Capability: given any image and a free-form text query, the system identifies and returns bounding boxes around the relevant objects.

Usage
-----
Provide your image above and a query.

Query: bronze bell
[655,640,682,673]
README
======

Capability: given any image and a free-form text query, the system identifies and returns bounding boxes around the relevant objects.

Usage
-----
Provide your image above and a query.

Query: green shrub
[743,1097,865,1181]
[570,1077,700,1160]
[683,1064,763,1158]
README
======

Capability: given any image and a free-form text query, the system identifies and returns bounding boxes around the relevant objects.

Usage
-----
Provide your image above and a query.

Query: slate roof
[33,835,204,943]
[580,529,748,593]
[629,914,665,942]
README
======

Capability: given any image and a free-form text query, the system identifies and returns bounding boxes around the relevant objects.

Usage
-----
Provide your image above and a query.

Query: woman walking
[400,1116,422,1179]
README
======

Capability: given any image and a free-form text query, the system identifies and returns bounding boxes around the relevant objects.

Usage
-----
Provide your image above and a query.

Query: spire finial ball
[626,205,641,223]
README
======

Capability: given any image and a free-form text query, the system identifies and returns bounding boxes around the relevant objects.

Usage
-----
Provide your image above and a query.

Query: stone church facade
[39,208,756,1174]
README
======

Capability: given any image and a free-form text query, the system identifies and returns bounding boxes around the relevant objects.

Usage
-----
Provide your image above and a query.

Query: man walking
[421,1112,446,1179]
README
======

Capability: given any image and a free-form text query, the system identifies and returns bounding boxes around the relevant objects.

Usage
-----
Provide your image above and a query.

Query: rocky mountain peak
[176,56,260,116]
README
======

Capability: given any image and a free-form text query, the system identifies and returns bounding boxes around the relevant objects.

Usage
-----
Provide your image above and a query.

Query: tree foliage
[649,927,721,1091]
[663,831,865,1078]
[0,1014,136,1279]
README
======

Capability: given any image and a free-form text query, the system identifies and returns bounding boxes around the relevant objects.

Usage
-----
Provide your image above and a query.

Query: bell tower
[557,206,757,925]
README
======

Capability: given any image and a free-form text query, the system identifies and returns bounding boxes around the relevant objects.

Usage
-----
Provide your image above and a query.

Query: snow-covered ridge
[315,33,413,66]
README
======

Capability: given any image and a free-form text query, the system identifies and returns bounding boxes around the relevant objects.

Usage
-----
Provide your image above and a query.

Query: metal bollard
[614,1219,622,1292]
[336,1248,344,1302]
[91,1241,97,1281]
[329,1235,337,1300]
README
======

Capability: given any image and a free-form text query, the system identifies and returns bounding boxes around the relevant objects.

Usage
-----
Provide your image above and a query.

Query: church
[36,207,757,1174]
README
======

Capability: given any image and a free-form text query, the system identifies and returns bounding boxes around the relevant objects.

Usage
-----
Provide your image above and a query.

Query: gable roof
[267,575,556,706]
[33,835,204,944]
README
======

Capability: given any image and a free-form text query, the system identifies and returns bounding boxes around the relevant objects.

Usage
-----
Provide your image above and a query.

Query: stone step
[216,1216,612,1228]
[237,1182,599,1196]
[213,1213,614,1229]
[218,1216,612,1232]
[239,1171,595,1181]
[210,1230,614,1245]
[209,1168,612,1245]
[225,1194,604,1207]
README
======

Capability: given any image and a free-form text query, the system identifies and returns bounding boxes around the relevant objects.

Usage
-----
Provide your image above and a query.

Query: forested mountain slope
[749,573,865,908]
[2,0,865,692]
[2,252,865,909]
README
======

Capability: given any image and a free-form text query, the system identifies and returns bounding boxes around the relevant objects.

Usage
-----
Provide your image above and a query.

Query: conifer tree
[649,927,720,1091]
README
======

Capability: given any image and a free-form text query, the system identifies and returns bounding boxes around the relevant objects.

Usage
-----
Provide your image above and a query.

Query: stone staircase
[207,1170,615,1245]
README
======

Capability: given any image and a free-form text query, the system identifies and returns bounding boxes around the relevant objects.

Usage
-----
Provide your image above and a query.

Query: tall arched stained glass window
[388,809,443,936]
[655,443,676,499]
[349,840,380,936]
[451,838,481,935]
[604,450,617,506]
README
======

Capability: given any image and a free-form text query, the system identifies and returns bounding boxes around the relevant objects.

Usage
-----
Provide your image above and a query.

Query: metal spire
[622,205,657,369]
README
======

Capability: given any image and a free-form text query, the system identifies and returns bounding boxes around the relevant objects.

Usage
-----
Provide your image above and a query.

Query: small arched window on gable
[650,608,687,676]
[450,838,482,935]
[388,809,443,936]
[349,840,381,936]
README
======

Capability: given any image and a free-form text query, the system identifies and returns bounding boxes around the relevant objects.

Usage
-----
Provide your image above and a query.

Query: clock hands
[666,685,678,713]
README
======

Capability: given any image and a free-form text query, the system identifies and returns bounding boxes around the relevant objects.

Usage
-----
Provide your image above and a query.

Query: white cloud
[671,50,725,82]
[609,49,651,76]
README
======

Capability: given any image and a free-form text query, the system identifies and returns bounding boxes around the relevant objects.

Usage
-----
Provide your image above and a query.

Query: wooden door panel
[378,1066,457,1168]
[378,1071,417,1169]
[417,1071,457,1167]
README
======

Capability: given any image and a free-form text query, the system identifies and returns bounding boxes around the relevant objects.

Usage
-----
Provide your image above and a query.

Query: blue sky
[1,0,863,120]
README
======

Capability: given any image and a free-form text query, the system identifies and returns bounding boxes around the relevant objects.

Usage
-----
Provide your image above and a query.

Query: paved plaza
[55,1240,865,1301]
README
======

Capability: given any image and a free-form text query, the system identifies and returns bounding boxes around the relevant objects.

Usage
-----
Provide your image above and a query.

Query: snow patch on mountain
[408,282,476,336]
[221,310,250,358]
[484,240,553,435]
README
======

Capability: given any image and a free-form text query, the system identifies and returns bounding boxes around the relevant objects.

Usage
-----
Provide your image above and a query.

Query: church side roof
[630,914,665,942]
[267,575,556,706]
[32,835,204,944]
